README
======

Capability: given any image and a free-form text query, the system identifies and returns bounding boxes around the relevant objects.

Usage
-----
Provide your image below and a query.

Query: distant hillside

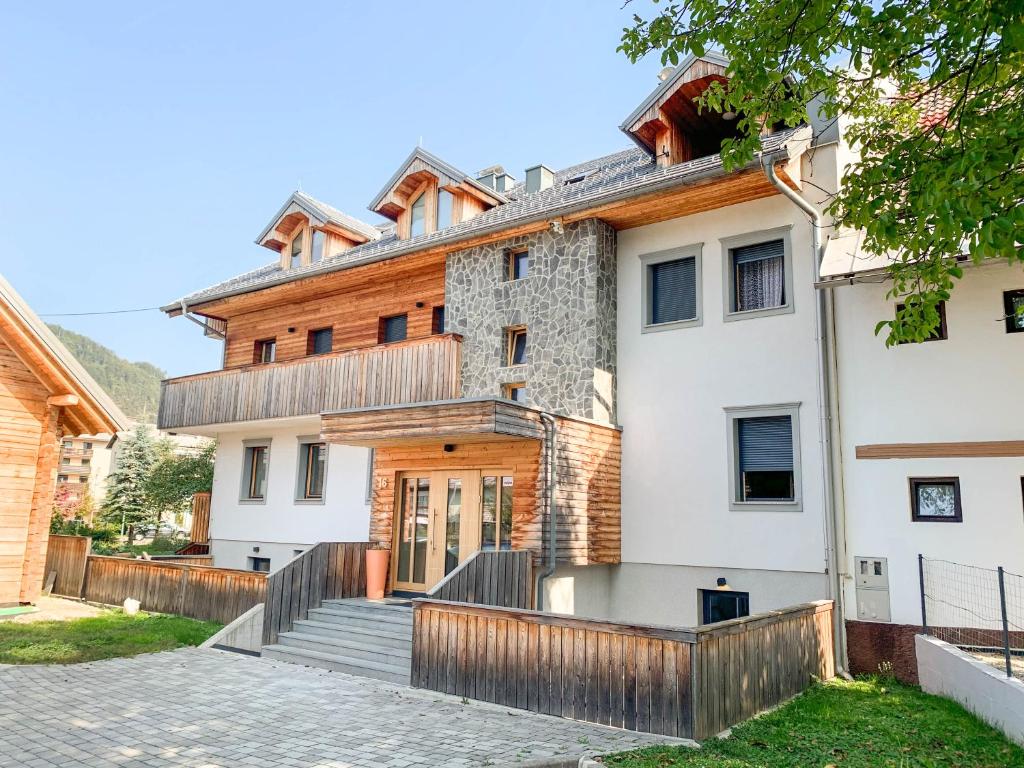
[47,324,165,423]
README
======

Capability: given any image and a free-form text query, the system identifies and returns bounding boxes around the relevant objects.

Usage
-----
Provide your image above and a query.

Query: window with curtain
[410,193,426,237]
[732,239,785,312]
[437,189,454,230]
[649,256,697,325]
[737,414,794,502]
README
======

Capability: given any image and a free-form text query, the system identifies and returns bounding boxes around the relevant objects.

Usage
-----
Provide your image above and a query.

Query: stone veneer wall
[445,218,617,422]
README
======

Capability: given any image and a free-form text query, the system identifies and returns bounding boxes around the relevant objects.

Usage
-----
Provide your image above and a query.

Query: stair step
[307,607,413,631]
[261,644,410,685]
[292,619,413,649]
[278,632,412,666]
[321,598,414,615]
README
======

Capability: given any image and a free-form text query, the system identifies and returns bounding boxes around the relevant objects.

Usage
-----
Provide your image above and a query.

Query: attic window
[289,230,304,268]
[310,230,325,264]
[410,192,426,237]
[565,174,586,185]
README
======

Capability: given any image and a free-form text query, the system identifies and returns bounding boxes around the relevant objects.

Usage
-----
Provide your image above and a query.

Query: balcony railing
[60,448,93,458]
[158,333,462,431]
[58,464,92,475]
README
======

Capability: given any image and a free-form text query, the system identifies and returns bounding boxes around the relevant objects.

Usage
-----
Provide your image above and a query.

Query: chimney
[525,164,554,193]
[476,165,514,193]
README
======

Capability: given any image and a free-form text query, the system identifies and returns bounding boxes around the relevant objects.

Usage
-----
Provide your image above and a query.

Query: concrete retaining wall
[201,603,264,654]
[916,634,1024,746]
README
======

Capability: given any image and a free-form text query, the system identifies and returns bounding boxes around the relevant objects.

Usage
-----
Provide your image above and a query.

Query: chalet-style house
[158,53,1024,674]
[0,274,126,606]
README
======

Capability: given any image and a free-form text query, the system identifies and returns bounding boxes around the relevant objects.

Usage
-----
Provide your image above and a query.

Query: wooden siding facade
[158,334,462,430]
[323,400,621,573]
[428,550,535,609]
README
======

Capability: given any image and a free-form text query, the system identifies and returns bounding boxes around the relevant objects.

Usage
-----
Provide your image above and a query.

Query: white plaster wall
[208,419,370,572]
[616,191,829,577]
[545,563,827,627]
[834,262,1024,624]
[917,635,1024,746]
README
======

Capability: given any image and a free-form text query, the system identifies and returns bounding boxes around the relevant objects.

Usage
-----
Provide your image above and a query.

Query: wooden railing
[158,333,462,430]
[427,550,534,609]
[262,542,368,646]
[43,534,91,597]
[410,599,834,741]
[81,556,267,624]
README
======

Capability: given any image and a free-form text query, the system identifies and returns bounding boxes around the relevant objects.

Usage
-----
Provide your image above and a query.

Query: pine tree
[101,425,158,543]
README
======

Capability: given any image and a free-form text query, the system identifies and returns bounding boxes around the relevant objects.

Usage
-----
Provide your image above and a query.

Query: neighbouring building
[156,53,1024,674]
[55,433,115,515]
[0,274,126,606]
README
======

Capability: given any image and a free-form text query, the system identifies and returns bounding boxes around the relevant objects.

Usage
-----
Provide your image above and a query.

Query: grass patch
[603,677,1024,768]
[0,610,220,664]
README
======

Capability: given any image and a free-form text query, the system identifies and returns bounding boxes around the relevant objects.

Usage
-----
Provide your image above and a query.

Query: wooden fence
[411,599,834,741]
[428,550,534,609]
[81,556,266,624]
[43,534,91,597]
[262,542,368,645]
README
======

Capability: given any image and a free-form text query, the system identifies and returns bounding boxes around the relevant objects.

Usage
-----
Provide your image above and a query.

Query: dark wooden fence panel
[691,601,834,740]
[81,556,266,624]
[411,599,835,740]
[262,542,368,645]
[411,599,696,738]
[429,550,534,609]
[43,534,91,597]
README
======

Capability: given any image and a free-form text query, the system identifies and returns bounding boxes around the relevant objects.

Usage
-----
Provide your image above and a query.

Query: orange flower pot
[365,548,390,600]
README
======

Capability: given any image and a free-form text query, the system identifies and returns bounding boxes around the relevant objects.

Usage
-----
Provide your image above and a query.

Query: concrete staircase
[261,598,413,684]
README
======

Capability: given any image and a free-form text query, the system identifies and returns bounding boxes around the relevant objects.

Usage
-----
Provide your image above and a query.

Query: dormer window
[437,189,454,230]
[310,230,325,264]
[289,230,304,268]
[410,193,426,237]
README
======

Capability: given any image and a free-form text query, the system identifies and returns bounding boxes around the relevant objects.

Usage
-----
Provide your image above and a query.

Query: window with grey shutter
[380,314,407,344]
[649,257,697,324]
[737,415,794,501]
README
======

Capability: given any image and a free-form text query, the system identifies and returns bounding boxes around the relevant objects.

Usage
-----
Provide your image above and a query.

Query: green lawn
[0,611,220,664]
[604,677,1024,768]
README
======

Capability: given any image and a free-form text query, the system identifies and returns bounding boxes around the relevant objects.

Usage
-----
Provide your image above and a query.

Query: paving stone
[0,648,679,766]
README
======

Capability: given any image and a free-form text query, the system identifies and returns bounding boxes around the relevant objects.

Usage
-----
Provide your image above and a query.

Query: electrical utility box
[854,555,891,622]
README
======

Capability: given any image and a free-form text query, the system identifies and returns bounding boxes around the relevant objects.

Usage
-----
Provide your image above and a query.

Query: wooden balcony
[158,334,462,431]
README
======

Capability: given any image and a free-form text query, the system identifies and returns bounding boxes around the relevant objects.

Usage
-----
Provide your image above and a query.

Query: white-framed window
[296,437,328,503]
[240,439,271,503]
[640,243,702,332]
[725,404,802,512]
[721,226,794,321]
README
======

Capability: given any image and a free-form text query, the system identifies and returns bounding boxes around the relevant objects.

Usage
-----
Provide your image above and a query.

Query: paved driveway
[0,648,681,767]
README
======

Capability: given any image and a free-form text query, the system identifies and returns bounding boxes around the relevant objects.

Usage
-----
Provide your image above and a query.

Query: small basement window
[506,326,527,366]
[255,339,276,364]
[910,477,962,522]
[307,328,333,356]
[701,589,750,625]
[249,556,271,573]
[1004,290,1024,333]
[380,314,408,344]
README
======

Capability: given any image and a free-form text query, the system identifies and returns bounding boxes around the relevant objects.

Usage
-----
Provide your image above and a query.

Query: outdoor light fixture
[716,577,729,590]
[415,301,425,308]
[443,444,455,453]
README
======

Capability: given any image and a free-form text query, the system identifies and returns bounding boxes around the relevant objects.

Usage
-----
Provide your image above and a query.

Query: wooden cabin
[0,274,126,605]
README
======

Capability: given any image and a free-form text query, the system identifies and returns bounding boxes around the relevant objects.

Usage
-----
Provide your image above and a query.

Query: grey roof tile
[169,128,804,311]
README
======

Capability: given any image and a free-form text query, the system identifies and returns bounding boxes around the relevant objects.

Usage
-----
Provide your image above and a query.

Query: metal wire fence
[919,555,1024,679]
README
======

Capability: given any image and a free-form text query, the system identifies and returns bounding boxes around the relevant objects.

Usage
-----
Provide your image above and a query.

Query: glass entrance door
[393,475,431,591]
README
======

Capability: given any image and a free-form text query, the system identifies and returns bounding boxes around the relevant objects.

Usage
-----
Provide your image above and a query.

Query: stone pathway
[0,648,683,767]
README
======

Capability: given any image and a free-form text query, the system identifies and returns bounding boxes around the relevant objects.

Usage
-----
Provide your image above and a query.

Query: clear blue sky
[1,2,662,378]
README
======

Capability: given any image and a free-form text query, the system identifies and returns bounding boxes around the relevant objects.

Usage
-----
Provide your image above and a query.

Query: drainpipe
[536,413,558,610]
[762,156,849,671]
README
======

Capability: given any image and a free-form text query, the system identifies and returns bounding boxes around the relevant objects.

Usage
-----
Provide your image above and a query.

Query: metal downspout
[762,157,848,671]
[536,413,558,610]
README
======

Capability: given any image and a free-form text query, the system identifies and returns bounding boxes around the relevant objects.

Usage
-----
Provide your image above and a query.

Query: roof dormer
[368,148,507,239]
[255,191,381,270]
[621,52,746,167]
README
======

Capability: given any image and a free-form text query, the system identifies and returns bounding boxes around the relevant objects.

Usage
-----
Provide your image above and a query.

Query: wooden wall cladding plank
[219,251,445,368]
